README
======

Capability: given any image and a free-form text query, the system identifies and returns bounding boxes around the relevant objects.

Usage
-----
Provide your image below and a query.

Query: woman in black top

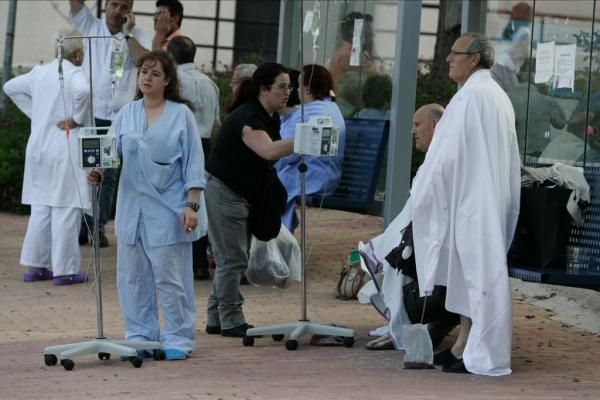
[204,63,294,337]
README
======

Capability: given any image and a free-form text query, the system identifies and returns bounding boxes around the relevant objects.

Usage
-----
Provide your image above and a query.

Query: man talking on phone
[68,0,150,247]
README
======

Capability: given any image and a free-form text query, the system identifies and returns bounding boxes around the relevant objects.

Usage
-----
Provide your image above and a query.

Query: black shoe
[442,359,470,374]
[99,234,109,248]
[79,233,89,245]
[221,323,254,337]
[205,325,221,334]
[433,348,460,367]
[194,268,210,280]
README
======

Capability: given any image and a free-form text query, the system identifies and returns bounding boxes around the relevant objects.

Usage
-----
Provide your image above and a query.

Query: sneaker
[53,273,88,286]
[24,268,53,282]
[221,323,254,338]
[205,325,221,334]
[164,349,188,360]
[99,234,109,248]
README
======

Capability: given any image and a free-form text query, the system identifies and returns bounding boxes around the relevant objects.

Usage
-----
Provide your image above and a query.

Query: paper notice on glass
[535,41,555,84]
[554,44,576,89]
[350,18,364,66]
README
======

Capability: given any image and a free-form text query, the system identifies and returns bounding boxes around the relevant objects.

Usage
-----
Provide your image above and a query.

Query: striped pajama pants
[117,216,196,353]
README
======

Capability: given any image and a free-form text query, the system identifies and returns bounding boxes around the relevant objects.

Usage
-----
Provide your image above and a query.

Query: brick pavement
[0,210,598,400]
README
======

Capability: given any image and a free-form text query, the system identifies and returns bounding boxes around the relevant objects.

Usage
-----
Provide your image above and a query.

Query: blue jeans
[80,118,120,237]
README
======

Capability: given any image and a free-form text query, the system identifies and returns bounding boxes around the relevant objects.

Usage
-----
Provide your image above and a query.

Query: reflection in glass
[486,0,598,167]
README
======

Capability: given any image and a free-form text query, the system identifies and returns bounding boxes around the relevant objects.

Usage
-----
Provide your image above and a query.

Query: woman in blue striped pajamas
[89,51,205,361]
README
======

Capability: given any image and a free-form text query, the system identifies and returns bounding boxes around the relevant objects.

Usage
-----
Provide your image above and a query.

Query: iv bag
[311,1,321,41]
[110,38,126,80]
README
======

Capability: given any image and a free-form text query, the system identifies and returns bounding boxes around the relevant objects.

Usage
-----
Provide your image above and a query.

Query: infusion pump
[294,116,340,157]
[78,127,120,169]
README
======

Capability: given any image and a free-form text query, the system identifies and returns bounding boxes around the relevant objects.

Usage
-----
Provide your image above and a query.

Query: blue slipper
[164,349,188,361]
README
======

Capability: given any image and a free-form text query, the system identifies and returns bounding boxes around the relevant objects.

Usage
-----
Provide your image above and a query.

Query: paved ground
[0,210,598,400]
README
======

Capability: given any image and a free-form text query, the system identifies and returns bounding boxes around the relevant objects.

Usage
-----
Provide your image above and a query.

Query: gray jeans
[205,175,251,329]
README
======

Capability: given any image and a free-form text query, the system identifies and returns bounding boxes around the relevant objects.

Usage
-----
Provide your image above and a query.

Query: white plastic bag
[246,225,301,288]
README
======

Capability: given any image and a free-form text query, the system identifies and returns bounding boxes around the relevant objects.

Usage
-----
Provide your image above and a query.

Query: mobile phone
[121,17,127,25]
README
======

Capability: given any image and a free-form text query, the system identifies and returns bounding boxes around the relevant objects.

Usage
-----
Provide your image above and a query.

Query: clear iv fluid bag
[110,39,126,80]
[311,2,321,40]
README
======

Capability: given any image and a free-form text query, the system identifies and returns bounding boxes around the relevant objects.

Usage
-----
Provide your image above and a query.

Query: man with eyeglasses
[410,33,521,376]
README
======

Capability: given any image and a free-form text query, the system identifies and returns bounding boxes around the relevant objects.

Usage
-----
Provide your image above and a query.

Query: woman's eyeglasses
[270,84,295,93]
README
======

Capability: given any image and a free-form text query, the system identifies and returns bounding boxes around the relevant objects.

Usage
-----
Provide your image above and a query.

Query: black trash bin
[508,186,572,268]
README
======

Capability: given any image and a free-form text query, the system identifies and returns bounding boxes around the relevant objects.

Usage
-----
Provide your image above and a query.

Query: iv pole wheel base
[242,336,255,347]
[61,359,75,371]
[130,356,143,368]
[285,339,298,351]
[153,349,166,360]
[343,337,354,348]
[272,334,285,342]
[98,352,110,360]
[44,354,58,366]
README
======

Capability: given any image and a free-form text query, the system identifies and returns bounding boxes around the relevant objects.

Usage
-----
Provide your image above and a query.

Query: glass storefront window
[485,0,598,167]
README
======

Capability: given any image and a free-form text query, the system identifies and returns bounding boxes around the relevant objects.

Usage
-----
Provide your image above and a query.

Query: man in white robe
[411,33,521,375]
[360,104,458,351]
[3,29,91,285]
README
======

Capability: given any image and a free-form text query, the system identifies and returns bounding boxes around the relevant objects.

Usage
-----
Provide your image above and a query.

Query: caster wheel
[98,352,111,360]
[61,359,75,371]
[243,336,254,347]
[44,354,58,366]
[153,349,166,361]
[343,337,354,348]
[285,339,298,351]
[272,334,284,342]
[130,356,143,368]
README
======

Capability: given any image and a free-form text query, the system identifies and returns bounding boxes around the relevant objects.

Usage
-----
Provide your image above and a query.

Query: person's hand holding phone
[122,13,135,35]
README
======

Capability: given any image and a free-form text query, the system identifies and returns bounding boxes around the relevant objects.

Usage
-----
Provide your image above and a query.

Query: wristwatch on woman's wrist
[185,202,199,212]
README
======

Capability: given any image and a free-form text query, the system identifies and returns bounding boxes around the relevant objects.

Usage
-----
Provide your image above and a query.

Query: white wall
[0,0,235,73]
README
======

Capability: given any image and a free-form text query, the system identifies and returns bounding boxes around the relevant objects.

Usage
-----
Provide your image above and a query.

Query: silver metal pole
[93,185,104,339]
[58,34,119,339]
[0,0,18,111]
[300,157,307,321]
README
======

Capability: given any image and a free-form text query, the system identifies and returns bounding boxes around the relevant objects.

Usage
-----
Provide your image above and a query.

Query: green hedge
[0,102,30,214]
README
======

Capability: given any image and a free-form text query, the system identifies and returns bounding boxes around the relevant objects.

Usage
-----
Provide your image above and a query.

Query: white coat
[3,59,91,209]
[410,69,521,376]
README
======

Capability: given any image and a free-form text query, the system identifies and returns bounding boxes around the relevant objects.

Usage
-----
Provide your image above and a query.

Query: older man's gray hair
[463,32,495,69]
[233,63,257,79]
[55,28,84,59]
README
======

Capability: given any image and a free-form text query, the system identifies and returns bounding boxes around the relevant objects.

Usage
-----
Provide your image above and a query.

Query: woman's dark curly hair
[134,50,193,110]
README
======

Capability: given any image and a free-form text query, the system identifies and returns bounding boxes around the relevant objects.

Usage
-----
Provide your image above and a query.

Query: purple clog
[53,273,88,286]
[23,268,53,282]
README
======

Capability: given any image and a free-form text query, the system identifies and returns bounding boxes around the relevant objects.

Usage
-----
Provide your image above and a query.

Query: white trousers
[20,205,81,276]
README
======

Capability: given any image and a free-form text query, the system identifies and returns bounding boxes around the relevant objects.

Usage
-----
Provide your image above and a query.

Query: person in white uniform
[360,104,459,351]
[3,29,90,285]
[68,0,150,247]
[411,33,521,375]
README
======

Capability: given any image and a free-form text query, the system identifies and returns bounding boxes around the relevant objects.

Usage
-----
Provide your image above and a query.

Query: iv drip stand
[243,1,355,350]
[43,35,160,370]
